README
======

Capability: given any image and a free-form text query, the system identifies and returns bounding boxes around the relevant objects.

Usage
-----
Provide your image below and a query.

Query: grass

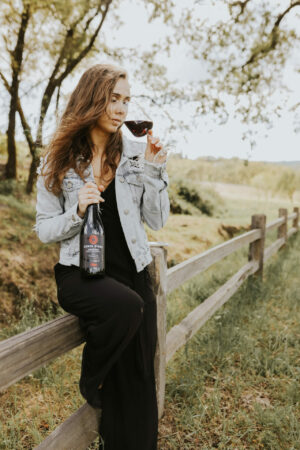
[1,230,299,448]
[158,233,300,449]
[0,152,300,448]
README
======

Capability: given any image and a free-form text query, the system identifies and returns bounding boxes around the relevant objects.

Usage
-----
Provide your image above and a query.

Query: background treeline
[168,154,300,210]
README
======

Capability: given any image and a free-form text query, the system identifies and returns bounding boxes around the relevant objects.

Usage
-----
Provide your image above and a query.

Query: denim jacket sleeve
[35,174,83,243]
[141,159,170,231]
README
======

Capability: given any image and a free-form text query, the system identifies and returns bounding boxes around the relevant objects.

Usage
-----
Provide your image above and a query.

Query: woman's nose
[115,101,127,116]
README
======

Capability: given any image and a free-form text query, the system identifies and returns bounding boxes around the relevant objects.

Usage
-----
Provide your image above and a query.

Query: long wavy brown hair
[40,64,128,195]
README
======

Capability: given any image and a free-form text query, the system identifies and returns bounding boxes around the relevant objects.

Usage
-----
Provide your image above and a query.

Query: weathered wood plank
[265,216,285,232]
[149,241,169,247]
[278,208,288,245]
[263,237,285,262]
[287,227,297,239]
[34,403,101,450]
[248,214,266,278]
[149,246,168,420]
[287,212,297,221]
[165,260,259,364]
[292,207,299,230]
[0,315,84,391]
[166,229,261,294]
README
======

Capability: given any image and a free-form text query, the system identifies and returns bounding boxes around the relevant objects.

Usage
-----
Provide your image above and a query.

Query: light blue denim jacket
[34,134,170,272]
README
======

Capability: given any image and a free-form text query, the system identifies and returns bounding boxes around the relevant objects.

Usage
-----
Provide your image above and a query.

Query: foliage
[176,0,300,142]
[167,153,300,194]
[275,170,300,202]
[168,178,224,216]
[0,0,178,190]
[1,1,300,190]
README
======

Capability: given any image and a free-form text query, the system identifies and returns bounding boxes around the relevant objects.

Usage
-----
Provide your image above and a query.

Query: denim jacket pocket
[125,173,144,204]
[62,178,82,203]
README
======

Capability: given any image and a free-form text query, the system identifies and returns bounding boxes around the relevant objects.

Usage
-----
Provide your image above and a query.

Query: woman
[35,64,169,450]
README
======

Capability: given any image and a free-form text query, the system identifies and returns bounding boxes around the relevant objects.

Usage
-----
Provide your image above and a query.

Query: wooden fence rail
[0,207,298,449]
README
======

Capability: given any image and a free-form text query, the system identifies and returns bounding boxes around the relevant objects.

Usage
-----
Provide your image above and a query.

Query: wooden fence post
[149,243,168,420]
[293,207,299,231]
[278,208,288,245]
[248,214,266,277]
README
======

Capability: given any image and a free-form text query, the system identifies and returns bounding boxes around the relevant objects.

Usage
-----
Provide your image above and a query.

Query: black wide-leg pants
[54,262,158,450]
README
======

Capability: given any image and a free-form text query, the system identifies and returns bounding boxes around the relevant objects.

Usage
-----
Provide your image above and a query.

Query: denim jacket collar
[76,133,146,177]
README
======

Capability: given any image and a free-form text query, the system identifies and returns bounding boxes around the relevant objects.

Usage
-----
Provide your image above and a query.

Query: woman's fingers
[145,130,167,163]
[77,182,106,217]
[80,192,105,202]
[147,130,160,148]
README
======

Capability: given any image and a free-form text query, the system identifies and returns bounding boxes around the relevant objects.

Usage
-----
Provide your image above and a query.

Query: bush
[0,179,19,195]
[168,178,224,216]
[0,134,6,156]
[0,178,29,201]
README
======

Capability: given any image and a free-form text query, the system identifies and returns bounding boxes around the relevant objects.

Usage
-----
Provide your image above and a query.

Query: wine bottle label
[82,234,105,269]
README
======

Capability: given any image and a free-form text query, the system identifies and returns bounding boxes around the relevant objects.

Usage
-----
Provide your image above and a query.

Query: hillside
[0,150,300,448]
[0,151,299,324]
[0,158,299,449]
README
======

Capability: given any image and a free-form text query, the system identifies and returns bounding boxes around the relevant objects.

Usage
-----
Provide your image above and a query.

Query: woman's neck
[90,127,110,157]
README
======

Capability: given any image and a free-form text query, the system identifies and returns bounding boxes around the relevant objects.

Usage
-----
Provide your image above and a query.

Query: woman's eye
[111,98,129,105]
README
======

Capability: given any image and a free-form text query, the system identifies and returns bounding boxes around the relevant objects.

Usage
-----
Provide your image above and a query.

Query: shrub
[168,178,224,216]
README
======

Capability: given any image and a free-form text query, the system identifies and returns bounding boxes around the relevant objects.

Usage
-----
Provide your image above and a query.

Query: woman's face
[96,77,130,135]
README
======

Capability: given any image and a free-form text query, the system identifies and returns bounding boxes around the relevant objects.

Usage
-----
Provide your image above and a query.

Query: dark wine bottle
[80,203,105,278]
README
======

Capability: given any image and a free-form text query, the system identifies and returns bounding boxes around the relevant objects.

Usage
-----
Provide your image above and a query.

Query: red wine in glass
[124,120,153,137]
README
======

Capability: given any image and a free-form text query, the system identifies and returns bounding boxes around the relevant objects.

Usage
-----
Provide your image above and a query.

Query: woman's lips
[112,119,122,125]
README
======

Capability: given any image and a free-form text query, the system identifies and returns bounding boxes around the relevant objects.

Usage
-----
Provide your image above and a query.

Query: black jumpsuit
[54,177,158,449]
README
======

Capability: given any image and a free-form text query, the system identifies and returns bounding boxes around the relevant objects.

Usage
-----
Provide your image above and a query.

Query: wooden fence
[0,207,299,449]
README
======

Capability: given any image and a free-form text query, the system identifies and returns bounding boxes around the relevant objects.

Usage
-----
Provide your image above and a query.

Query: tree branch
[242,1,300,67]
[0,71,34,151]
[16,97,34,152]
[11,3,31,77]
[36,0,113,144]
[290,102,300,112]
[44,5,92,93]
[58,0,112,83]
[0,71,10,92]
[230,0,251,22]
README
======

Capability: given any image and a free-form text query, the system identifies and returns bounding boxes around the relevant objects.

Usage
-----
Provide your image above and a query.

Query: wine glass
[124,120,153,137]
[123,97,169,163]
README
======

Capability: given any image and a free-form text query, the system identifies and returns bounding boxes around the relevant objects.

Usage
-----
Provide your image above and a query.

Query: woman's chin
[109,124,121,133]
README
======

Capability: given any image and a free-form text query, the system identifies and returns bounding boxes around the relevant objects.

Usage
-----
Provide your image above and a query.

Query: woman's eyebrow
[112,92,131,100]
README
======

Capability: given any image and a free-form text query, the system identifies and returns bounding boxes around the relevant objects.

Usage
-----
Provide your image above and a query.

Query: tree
[0,0,177,193]
[0,1,30,179]
[276,170,299,202]
[2,0,299,193]
[181,0,300,141]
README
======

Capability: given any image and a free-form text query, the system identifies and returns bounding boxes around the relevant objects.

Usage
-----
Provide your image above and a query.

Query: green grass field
[0,153,299,448]
[159,233,300,449]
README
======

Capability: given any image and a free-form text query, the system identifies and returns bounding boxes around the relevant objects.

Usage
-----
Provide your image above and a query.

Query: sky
[107,1,300,162]
[1,0,299,162]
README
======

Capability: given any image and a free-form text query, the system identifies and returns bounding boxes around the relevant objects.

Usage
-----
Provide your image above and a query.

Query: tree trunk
[5,109,17,178]
[4,4,30,180]
[26,147,40,194]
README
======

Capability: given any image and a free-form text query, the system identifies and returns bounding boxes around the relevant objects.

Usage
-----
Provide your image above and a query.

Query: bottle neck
[86,203,101,222]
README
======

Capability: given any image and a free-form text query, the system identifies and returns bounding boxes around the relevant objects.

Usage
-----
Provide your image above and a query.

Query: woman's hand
[144,129,167,164]
[77,181,105,218]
